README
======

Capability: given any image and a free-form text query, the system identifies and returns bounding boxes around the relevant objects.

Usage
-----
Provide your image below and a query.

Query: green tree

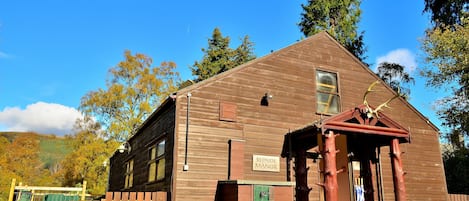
[424,0,469,27]
[59,117,119,195]
[299,0,366,61]
[234,35,256,65]
[80,50,181,141]
[422,1,469,194]
[421,16,469,142]
[376,62,415,99]
[442,146,469,194]
[191,28,255,82]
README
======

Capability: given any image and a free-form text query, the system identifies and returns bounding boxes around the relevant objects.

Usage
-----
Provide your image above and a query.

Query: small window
[148,139,166,182]
[316,70,340,114]
[124,159,134,189]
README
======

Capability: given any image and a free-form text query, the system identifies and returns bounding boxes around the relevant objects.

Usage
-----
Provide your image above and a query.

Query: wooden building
[108,32,448,200]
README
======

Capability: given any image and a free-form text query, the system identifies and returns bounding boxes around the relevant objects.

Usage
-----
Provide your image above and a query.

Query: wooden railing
[449,194,469,201]
[104,192,167,201]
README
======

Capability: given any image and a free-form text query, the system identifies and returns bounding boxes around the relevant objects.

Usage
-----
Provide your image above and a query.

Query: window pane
[129,160,134,171]
[157,159,165,180]
[317,93,340,114]
[148,162,156,182]
[317,92,331,104]
[157,140,165,157]
[316,71,338,93]
[125,175,129,188]
[129,174,133,187]
[150,147,156,160]
[316,70,340,114]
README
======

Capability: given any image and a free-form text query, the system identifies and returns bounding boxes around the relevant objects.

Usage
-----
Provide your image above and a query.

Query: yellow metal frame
[8,179,87,201]
[317,83,337,113]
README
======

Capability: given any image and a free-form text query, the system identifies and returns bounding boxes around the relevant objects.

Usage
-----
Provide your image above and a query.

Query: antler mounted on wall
[362,80,401,119]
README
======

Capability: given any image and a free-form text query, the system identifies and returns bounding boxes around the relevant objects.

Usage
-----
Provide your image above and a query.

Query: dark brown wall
[108,102,176,192]
[171,32,447,201]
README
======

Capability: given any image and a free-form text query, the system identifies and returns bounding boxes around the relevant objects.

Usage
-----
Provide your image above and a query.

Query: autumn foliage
[58,117,119,195]
[0,132,64,200]
[0,129,119,200]
[80,50,181,141]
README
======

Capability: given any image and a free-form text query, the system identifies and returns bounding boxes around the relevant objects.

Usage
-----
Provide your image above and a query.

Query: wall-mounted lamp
[260,93,273,106]
[118,142,131,153]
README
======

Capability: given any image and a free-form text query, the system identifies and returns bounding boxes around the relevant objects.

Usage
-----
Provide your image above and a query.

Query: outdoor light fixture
[118,142,131,153]
[260,92,273,106]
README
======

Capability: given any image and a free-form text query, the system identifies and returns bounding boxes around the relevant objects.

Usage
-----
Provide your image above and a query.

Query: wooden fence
[104,192,166,201]
[449,194,469,201]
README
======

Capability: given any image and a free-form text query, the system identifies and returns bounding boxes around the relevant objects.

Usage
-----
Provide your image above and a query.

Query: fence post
[103,192,167,201]
[137,192,144,201]
[81,181,87,201]
[8,178,16,201]
[105,192,114,201]
[144,192,152,201]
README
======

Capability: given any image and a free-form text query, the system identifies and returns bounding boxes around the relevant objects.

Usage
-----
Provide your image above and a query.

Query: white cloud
[0,102,83,135]
[375,49,417,73]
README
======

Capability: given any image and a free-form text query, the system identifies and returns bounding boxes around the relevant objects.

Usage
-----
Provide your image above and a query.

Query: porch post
[323,130,338,201]
[295,150,310,201]
[390,138,406,201]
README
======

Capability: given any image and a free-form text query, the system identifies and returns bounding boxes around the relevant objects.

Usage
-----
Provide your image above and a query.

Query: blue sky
[0,0,445,135]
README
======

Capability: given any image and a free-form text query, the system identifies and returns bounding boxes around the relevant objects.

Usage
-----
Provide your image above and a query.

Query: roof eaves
[127,96,175,142]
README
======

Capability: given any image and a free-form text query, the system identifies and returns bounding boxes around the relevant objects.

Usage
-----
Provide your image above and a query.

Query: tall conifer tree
[299,0,366,61]
[191,28,255,82]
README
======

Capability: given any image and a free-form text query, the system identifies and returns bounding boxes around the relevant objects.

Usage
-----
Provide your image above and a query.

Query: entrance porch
[281,105,410,201]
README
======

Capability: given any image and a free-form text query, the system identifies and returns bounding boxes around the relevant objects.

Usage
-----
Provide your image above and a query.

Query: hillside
[0,132,72,170]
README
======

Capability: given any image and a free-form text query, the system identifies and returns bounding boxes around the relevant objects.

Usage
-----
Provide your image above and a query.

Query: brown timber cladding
[171,32,447,200]
[108,102,175,192]
[107,32,448,201]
